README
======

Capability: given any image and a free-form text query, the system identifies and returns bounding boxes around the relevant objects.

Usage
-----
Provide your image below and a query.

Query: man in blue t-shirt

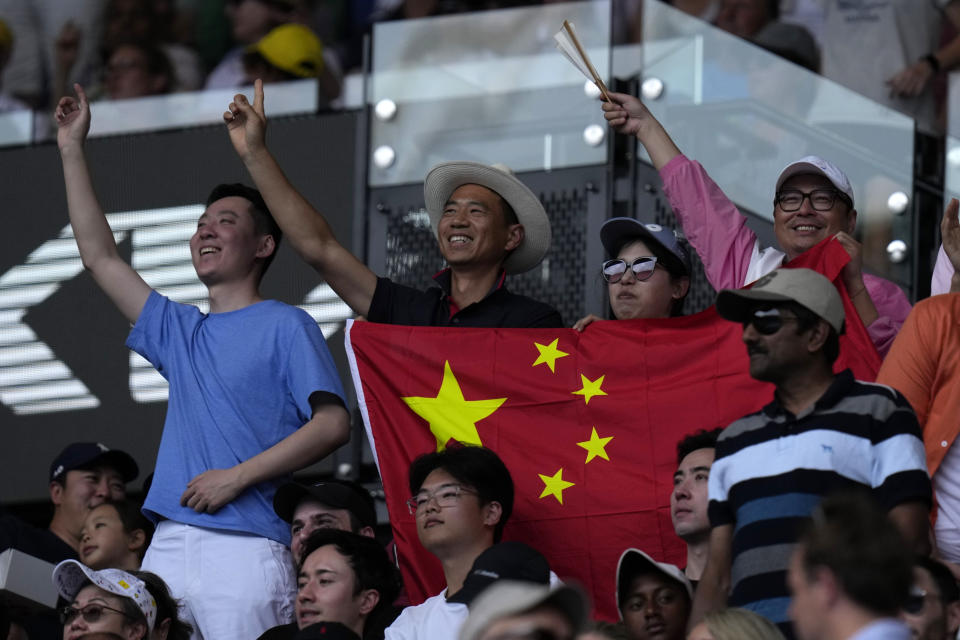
[55,84,350,640]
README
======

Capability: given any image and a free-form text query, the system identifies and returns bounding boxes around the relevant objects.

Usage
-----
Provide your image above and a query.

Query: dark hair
[914,556,960,604]
[408,445,514,543]
[129,571,193,640]
[205,183,283,277]
[100,500,154,557]
[798,491,911,616]
[300,529,401,605]
[498,196,519,227]
[766,0,780,20]
[782,301,840,364]
[103,41,175,94]
[676,428,723,466]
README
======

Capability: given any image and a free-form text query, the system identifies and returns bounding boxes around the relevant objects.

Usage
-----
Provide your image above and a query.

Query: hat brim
[91,450,139,483]
[715,288,794,324]
[53,559,93,603]
[424,162,550,275]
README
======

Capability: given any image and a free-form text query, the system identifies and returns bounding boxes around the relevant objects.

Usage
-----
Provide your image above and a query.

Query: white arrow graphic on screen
[0,205,353,415]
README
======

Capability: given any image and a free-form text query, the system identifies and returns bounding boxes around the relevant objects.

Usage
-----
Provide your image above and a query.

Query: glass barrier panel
[623,0,916,286]
[368,1,611,187]
[0,110,33,147]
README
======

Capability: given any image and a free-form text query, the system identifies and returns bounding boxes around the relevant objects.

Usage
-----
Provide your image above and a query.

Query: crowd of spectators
[3,2,960,640]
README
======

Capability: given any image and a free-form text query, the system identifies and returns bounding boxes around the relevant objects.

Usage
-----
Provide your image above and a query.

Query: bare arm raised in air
[55,84,152,323]
[223,80,378,316]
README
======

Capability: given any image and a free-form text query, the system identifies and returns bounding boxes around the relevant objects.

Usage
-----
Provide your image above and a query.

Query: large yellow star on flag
[572,374,607,404]
[577,427,613,463]
[532,339,569,373]
[402,361,507,451]
[538,468,575,504]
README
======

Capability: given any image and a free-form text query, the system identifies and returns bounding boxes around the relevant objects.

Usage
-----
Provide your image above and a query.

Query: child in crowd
[78,501,153,571]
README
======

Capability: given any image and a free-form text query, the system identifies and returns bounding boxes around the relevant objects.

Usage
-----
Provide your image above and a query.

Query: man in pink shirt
[600,93,911,356]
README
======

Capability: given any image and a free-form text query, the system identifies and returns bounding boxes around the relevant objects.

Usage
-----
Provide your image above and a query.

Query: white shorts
[142,521,296,640]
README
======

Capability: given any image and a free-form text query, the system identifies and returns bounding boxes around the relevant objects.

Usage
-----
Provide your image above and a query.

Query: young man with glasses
[385,445,514,640]
[599,93,911,356]
[686,267,930,635]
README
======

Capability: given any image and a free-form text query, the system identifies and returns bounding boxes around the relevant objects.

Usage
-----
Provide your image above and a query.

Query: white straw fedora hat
[424,162,551,275]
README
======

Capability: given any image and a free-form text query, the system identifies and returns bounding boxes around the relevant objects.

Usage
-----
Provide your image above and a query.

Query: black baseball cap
[49,443,139,483]
[448,541,551,605]
[273,480,377,529]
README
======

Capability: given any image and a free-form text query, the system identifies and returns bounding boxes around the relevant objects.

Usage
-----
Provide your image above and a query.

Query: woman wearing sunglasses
[574,217,692,330]
[53,560,191,640]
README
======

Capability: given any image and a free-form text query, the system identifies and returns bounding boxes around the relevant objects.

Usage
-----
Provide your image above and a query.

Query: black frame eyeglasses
[60,603,132,626]
[774,189,849,212]
[741,308,800,335]
[406,484,478,515]
[602,257,658,284]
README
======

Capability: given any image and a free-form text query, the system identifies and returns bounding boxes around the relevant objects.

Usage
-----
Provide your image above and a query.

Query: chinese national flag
[345,239,881,620]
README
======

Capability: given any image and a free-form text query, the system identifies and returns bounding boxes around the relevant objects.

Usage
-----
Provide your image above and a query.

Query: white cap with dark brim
[615,549,693,618]
[424,162,551,275]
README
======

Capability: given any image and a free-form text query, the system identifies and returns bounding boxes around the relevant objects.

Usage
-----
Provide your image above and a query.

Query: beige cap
[715,268,845,334]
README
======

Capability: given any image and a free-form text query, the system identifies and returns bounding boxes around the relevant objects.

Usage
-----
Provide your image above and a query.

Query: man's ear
[50,481,64,506]
[357,588,381,616]
[845,208,858,235]
[358,526,376,539]
[256,234,276,260]
[806,319,830,354]
[504,224,524,252]
[482,501,503,528]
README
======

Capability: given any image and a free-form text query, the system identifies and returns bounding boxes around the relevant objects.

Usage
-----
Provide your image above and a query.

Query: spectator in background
[243,23,341,104]
[665,0,719,21]
[78,500,153,571]
[615,549,692,640]
[0,17,29,111]
[901,556,960,640]
[714,0,818,71]
[687,608,785,640]
[787,493,914,640]
[207,0,296,88]
[671,428,722,585]
[0,442,138,563]
[102,41,175,100]
[572,218,691,331]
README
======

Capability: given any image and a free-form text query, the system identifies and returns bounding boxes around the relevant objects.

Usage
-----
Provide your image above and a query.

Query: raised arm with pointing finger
[225,81,563,328]
[601,91,910,356]
[224,80,379,317]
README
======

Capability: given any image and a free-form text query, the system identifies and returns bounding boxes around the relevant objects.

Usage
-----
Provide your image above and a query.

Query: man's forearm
[233,403,350,490]
[61,146,122,269]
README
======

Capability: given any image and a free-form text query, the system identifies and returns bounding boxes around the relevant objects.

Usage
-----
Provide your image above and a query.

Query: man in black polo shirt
[223,81,562,328]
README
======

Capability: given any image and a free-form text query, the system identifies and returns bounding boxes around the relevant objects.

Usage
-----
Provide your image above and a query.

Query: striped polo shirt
[708,370,931,627]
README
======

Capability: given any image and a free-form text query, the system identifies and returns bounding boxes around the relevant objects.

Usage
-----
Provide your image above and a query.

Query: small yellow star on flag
[538,468,575,504]
[577,427,613,463]
[402,361,507,451]
[572,374,607,405]
[532,338,569,373]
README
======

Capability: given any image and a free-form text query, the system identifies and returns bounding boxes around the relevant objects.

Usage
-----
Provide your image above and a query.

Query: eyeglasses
[741,308,800,335]
[602,257,658,283]
[775,189,849,212]
[406,484,477,515]
[60,603,132,626]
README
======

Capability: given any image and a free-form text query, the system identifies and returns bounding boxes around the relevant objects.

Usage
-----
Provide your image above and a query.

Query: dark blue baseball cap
[49,442,139,483]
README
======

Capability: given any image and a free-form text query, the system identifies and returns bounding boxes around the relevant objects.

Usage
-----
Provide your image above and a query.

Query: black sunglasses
[60,603,132,626]
[741,308,799,335]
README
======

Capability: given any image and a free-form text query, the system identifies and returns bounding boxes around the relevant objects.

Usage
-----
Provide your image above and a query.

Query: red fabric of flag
[345,239,881,620]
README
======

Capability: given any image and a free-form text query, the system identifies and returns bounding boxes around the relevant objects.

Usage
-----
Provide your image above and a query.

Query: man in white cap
[688,268,931,635]
[599,93,911,356]
[457,581,588,640]
[223,81,562,328]
[616,549,693,640]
